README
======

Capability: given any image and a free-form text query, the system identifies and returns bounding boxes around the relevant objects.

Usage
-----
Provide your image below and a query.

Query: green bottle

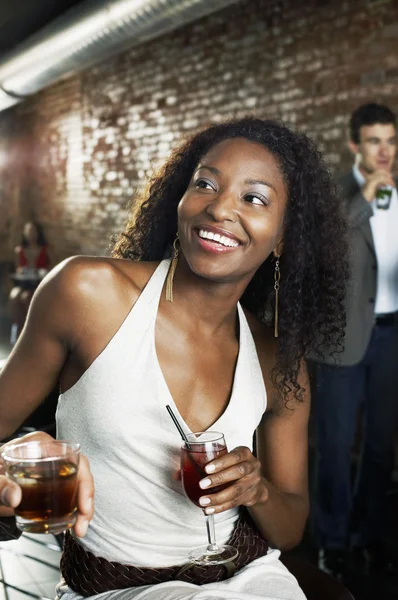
[375,188,392,210]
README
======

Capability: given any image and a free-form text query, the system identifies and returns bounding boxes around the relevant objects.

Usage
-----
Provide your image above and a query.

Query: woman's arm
[197,362,309,551]
[249,363,310,549]
[0,255,123,439]
[0,256,140,535]
[0,262,73,439]
[195,309,310,551]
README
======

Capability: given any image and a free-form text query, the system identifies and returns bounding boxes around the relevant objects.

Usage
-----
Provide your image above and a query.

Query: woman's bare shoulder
[44,256,158,294]
[32,256,161,326]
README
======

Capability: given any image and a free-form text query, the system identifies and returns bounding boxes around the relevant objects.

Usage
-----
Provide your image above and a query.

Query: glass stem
[205,513,219,552]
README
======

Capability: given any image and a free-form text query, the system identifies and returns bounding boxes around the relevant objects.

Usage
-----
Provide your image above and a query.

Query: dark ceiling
[0,0,86,59]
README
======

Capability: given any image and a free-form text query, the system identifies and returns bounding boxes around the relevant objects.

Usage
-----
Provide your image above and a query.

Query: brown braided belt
[61,509,269,596]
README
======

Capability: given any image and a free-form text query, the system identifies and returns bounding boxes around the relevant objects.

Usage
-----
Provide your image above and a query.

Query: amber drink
[1,441,80,534]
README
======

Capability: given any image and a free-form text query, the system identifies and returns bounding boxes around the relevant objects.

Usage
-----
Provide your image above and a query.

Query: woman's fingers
[0,477,21,516]
[73,454,94,538]
[12,431,54,444]
[200,446,259,490]
[200,477,264,514]
[204,446,253,475]
[199,477,267,514]
[0,478,21,507]
[200,461,254,490]
[198,445,265,513]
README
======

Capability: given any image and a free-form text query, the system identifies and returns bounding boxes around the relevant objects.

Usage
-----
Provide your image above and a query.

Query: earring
[165,233,180,302]
[274,256,280,338]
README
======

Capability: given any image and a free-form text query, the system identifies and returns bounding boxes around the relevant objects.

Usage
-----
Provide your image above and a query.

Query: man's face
[350,123,397,175]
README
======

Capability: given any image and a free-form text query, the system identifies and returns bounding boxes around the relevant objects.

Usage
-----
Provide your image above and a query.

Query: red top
[17,246,50,269]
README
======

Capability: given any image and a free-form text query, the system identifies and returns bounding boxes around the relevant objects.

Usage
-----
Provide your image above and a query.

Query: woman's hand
[198,446,267,514]
[0,476,21,515]
[0,431,94,537]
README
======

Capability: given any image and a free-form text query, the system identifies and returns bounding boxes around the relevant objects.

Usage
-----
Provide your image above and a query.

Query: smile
[194,227,242,254]
[198,229,239,248]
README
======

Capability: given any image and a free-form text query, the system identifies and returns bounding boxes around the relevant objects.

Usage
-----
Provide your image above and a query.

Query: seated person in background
[8,221,51,343]
[0,117,348,600]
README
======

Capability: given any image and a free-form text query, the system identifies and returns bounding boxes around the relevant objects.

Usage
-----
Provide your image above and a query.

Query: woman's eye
[195,179,215,190]
[245,194,267,206]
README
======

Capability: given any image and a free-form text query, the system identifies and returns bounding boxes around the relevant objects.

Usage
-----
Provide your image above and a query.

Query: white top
[353,166,398,315]
[56,259,267,567]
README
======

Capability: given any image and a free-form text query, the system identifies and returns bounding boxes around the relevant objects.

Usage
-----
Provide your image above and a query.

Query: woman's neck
[166,256,249,335]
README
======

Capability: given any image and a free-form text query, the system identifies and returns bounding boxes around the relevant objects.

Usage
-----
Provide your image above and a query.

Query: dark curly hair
[113,117,349,403]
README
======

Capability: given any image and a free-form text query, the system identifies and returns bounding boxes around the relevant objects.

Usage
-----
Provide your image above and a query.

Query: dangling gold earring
[166,234,180,302]
[274,256,280,338]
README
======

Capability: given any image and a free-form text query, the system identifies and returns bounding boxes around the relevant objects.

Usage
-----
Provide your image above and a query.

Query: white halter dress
[56,260,306,600]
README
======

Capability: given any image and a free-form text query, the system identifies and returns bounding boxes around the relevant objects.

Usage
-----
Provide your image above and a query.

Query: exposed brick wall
[1,0,398,263]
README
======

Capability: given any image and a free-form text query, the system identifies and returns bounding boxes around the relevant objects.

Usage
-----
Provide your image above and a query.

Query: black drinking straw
[166,404,191,448]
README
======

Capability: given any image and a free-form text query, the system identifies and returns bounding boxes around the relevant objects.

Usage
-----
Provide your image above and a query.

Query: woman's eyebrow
[194,166,278,193]
[245,178,276,191]
[194,165,220,176]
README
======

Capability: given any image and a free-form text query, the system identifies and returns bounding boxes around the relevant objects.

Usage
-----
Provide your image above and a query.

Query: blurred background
[1,0,398,266]
[0,1,398,599]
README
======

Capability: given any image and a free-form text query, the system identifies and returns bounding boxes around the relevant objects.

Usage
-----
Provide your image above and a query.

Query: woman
[0,117,348,599]
[8,221,51,342]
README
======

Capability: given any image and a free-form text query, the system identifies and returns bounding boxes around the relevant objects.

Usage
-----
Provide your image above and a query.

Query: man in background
[312,103,398,579]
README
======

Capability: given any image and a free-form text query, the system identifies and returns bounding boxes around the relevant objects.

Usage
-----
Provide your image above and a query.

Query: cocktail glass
[181,431,238,565]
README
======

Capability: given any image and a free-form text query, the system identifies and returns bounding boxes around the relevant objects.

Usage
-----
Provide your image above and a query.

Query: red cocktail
[181,443,227,506]
[181,431,238,565]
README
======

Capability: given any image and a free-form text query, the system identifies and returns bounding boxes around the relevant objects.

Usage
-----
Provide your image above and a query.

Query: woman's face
[177,137,287,283]
[23,222,39,244]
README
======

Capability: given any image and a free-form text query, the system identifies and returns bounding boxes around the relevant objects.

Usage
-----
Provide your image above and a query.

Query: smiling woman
[176,139,286,285]
[114,117,349,402]
[0,116,348,600]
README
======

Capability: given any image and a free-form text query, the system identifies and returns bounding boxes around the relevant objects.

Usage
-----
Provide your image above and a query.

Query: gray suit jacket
[312,171,386,366]
[335,172,378,366]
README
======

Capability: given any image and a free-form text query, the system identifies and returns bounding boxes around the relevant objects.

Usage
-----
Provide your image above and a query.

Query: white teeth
[198,229,239,248]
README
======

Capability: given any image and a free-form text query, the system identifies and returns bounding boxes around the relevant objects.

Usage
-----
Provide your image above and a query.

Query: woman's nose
[205,190,238,223]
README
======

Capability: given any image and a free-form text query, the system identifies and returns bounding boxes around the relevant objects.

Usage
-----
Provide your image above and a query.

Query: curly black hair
[113,117,349,403]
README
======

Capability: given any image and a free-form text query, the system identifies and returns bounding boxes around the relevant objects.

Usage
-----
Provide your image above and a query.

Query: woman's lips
[194,229,241,254]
